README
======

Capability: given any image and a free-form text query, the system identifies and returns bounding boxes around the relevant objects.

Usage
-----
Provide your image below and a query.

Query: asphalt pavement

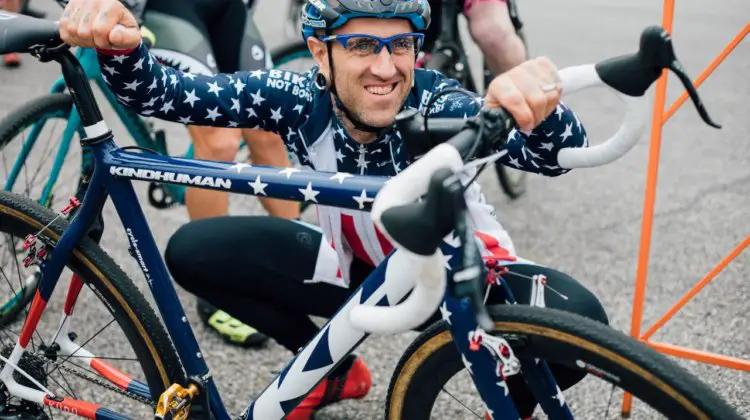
[0,0,748,418]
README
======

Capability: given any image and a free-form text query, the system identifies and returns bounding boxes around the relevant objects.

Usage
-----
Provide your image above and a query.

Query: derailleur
[0,346,49,420]
[155,383,200,420]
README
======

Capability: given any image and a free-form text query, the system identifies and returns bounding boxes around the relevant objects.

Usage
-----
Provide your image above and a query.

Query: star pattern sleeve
[96,43,312,140]
[420,72,588,177]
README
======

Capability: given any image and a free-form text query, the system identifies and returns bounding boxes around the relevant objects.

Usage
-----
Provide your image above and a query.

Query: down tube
[104,174,231,420]
[241,249,420,420]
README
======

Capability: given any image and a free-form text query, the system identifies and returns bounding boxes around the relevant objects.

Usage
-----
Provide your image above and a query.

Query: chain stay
[24,350,156,407]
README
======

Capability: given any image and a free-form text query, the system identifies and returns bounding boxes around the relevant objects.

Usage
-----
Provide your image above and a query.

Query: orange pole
[663,24,750,123]
[622,0,675,415]
[642,236,750,340]
[647,341,750,371]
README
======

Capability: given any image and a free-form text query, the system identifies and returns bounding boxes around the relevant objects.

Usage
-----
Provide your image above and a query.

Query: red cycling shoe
[3,53,21,68]
[286,355,371,420]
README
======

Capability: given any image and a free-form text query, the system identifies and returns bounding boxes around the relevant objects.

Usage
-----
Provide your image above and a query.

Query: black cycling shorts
[142,0,269,75]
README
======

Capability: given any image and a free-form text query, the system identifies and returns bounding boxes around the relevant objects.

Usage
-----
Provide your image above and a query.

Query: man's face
[311,18,417,129]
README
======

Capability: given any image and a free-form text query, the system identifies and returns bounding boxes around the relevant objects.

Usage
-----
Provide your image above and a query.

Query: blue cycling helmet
[301,0,431,41]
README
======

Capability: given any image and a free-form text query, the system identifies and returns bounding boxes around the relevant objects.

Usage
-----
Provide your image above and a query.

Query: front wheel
[385,305,740,419]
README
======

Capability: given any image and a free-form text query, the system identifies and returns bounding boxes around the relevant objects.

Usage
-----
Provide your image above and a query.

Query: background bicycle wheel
[1,0,747,418]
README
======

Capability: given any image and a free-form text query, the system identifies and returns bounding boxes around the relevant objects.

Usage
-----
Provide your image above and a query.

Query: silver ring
[541,83,558,92]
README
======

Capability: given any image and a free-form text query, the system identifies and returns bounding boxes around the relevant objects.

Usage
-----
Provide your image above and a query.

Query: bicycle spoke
[439,387,482,418]
[27,122,62,190]
[7,234,35,352]
[34,329,47,349]
[0,258,21,299]
[48,370,78,400]
[1,326,22,340]
[2,148,9,180]
[56,165,82,190]
[20,132,32,197]
[46,318,115,377]
[603,383,616,419]
[62,355,140,362]
[1,328,17,348]
[49,314,68,349]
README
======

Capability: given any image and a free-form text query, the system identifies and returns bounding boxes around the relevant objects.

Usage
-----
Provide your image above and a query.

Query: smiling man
[59,0,607,418]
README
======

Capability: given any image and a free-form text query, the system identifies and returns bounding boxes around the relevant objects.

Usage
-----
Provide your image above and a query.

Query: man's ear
[307,37,330,79]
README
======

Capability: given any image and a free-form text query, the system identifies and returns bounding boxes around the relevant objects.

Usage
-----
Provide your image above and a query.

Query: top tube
[103,144,389,211]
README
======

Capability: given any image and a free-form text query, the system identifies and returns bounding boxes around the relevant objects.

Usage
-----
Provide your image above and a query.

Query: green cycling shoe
[196,299,269,348]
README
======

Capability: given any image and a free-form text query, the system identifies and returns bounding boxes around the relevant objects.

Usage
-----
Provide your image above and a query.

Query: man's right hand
[59,0,141,50]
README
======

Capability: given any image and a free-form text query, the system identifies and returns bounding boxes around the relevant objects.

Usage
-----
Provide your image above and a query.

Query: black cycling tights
[165,216,609,416]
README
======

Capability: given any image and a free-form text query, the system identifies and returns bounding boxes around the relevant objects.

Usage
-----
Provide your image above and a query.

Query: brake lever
[596,26,721,129]
[643,27,720,128]
[667,59,721,128]
[445,175,494,332]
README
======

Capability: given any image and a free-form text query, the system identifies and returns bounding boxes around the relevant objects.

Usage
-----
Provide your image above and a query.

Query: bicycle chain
[26,350,156,408]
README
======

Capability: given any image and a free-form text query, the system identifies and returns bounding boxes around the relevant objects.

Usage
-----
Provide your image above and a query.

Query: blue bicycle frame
[17,49,575,420]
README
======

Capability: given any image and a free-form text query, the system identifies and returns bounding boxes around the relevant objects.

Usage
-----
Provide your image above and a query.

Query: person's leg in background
[186,126,300,220]
[186,122,300,348]
[242,128,301,220]
[184,125,242,219]
[186,0,300,346]
[464,0,526,75]
[2,0,22,67]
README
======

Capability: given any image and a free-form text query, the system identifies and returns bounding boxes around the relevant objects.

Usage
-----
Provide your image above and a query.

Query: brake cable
[422,87,507,190]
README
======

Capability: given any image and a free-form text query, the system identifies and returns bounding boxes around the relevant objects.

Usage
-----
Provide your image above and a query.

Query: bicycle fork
[443,254,575,420]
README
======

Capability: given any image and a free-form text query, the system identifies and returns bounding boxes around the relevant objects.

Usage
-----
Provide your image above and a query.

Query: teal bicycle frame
[4,47,193,206]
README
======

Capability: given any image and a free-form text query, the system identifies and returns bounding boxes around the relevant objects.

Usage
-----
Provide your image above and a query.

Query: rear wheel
[0,191,185,417]
[386,305,740,419]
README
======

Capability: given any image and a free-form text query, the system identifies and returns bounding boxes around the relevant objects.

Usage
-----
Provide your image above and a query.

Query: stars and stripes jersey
[97,43,588,287]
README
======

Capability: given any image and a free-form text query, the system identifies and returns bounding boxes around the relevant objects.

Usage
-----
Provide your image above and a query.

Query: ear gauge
[315,72,328,90]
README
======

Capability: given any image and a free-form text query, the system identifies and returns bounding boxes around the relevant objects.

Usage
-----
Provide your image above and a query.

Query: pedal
[155,383,200,420]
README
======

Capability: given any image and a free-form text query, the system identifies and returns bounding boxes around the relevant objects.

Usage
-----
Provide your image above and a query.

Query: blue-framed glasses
[321,32,425,57]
